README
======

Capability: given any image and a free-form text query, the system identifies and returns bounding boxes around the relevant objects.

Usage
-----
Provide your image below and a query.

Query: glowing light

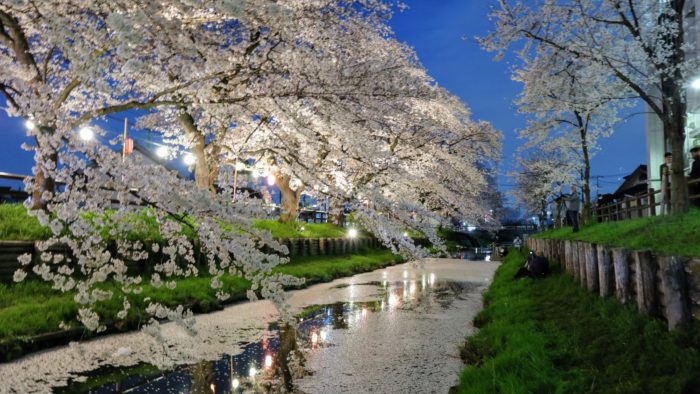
[311,332,319,345]
[264,354,273,369]
[320,329,328,341]
[485,254,491,262]
[402,270,408,279]
[248,366,257,378]
[429,273,436,286]
[210,383,215,393]
[692,77,700,90]
[79,126,94,141]
[382,271,387,278]
[183,153,196,166]
[347,228,358,238]
[403,232,408,237]
[24,119,36,130]
[467,226,476,232]
[232,378,240,389]
[388,292,399,307]
[300,226,305,231]
[156,146,169,158]
[361,307,368,317]
[266,174,275,186]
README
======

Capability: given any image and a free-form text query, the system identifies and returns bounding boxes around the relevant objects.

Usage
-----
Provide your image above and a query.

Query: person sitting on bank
[514,250,550,279]
[513,236,523,250]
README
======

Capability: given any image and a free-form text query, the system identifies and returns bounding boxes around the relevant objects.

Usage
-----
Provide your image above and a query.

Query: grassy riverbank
[457,250,700,393]
[0,203,349,241]
[0,248,403,360]
[533,209,700,257]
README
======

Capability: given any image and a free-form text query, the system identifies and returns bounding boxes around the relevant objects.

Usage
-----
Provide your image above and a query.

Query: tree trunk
[30,134,57,211]
[178,111,214,193]
[575,111,592,223]
[277,173,302,223]
[661,2,690,215]
[328,197,346,227]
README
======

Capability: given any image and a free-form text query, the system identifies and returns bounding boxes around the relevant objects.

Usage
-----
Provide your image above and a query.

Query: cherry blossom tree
[0,0,501,336]
[511,143,579,227]
[484,0,698,213]
[511,52,631,220]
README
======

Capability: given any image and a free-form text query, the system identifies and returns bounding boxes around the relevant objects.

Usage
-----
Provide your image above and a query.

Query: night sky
[0,1,646,199]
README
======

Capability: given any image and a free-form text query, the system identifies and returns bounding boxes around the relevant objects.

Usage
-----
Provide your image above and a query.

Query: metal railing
[593,178,700,222]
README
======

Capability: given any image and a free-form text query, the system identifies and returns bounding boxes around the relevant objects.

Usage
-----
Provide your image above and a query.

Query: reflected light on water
[388,292,399,307]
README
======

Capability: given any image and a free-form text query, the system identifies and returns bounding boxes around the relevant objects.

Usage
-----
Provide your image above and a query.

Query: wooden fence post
[597,245,614,297]
[658,256,691,330]
[612,248,631,304]
[577,242,587,288]
[634,250,659,316]
[584,243,599,292]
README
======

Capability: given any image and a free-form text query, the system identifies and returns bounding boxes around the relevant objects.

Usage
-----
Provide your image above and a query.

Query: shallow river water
[0,258,498,394]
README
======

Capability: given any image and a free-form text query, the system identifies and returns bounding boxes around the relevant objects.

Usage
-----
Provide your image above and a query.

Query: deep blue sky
[0,1,646,199]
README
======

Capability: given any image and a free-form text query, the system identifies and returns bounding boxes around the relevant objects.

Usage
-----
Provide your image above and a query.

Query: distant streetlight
[183,153,196,166]
[692,77,700,90]
[79,126,95,141]
[156,146,169,158]
[24,119,36,130]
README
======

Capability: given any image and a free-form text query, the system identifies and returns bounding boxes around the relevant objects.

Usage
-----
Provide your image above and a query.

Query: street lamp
[156,146,169,158]
[24,119,36,130]
[692,77,700,90]
[79,126,95,141]
[183,153,196,166]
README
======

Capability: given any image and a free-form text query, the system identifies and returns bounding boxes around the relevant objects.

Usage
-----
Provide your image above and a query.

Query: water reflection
[452,249,492,261]
[57,278,476,393]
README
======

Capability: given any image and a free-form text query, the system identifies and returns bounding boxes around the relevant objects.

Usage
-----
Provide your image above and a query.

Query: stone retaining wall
[526,237,698,330]
[0,237,381,283]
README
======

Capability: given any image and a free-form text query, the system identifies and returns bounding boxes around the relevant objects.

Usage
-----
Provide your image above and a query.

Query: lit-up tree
[484,0,697,213]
